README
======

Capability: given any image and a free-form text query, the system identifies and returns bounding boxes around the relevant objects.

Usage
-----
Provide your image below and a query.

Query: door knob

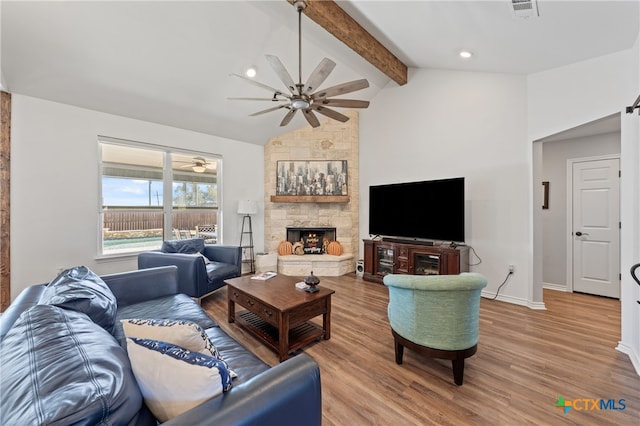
[575,231,589,236]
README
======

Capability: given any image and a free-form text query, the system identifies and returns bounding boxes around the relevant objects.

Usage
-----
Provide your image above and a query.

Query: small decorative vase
[304,271,320,293]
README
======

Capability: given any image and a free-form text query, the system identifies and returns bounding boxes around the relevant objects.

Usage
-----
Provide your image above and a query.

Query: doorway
[536,114,621,301]
[568,156,620,298]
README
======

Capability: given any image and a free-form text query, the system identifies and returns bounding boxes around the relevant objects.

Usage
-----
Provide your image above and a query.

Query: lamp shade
[237,200,258,215]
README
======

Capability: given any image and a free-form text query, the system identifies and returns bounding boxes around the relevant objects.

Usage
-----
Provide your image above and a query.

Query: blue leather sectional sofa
[0,266,321,425]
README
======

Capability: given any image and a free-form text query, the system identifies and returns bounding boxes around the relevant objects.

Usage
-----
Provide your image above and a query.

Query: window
[99,138,220,256]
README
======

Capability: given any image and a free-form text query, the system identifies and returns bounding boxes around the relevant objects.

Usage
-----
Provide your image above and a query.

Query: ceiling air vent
[511,0,539,18]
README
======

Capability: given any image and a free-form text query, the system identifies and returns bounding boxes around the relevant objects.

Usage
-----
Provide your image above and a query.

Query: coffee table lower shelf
[235,310,324,358]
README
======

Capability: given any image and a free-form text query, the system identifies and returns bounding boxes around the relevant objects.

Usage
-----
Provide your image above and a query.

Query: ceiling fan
[175,157,215,173]
[229,0,370,128]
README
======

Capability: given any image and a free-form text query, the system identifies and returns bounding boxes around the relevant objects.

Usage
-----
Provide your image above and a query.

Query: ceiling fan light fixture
[291,98,310,109]
[192,165,206,173]
[229,0,369,128]
[245,66,257,78]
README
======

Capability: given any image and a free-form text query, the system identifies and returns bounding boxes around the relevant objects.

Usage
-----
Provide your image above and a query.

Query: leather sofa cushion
[0,304,143,426]
[114,294,217,347]
[206,261,239,283]
[206,327,270,386]
[39,265,117,334]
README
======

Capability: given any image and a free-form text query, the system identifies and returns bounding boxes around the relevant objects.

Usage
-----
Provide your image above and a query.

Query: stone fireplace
[263,111,360,276]
[286,227,336,255]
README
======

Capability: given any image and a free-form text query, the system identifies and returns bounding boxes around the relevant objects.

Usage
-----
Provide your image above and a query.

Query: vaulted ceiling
[2,1,638,145]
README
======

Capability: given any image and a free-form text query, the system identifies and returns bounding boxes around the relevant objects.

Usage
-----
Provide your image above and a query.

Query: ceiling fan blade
[313,79,370,100]
[311,105,350,122]
[303,109,321,128]
[280,109,297,126]
[249,104,288,117]
[230,73,285,96]
[228,97,288,102]
[265,55,297,94]
[316,98,369,109]
[303,58,336,95]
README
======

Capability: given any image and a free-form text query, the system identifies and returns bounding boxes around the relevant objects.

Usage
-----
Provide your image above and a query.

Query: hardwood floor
[201,274,639,425]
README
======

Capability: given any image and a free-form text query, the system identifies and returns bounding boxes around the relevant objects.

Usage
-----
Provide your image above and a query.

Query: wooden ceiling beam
[288,0,408,86]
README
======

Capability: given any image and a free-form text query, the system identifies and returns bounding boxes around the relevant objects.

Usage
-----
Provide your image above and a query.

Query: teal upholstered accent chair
[383,272,487,385]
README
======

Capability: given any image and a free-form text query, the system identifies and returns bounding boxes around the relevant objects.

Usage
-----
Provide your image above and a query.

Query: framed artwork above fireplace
[276,160,347,197]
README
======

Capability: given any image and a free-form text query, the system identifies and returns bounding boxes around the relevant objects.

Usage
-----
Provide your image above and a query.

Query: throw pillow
[121,318,221,357]
[160,238,205,254]
[38,265,117,333]
[121,318,237,378]
[126,337,232,422]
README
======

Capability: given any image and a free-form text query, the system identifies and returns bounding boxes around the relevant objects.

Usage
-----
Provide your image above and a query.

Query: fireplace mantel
[270,195,350,203]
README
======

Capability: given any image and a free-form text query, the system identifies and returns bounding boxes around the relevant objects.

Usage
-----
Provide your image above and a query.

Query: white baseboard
[481,291,547,310]
[543,282,569,292]
[526,300,547,310]
[615,341,640,376]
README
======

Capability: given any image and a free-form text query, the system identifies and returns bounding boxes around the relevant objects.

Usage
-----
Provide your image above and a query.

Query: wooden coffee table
[226,275,335,361]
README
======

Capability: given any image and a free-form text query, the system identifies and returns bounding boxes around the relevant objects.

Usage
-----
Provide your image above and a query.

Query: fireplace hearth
[286,227,336,255]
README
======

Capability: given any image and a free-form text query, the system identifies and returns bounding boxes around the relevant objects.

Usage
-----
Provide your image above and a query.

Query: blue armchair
[383,272,487,385]
[138,242,242,302]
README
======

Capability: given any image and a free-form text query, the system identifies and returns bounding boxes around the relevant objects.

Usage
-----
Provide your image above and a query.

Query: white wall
[10,94,264,299]
[541,132,620,288]
[618,24,640,374]
[528,47,639,373]
[360,68,532,305]
[528,51,633,142]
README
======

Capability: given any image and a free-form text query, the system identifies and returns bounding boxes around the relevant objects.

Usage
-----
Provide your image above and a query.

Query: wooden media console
[363,239,469,283]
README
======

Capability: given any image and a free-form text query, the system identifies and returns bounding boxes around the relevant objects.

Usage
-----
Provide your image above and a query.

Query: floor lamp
[238,200,257,274]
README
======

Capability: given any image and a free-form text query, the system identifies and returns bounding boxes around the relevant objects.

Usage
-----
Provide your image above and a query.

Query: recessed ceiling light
[245,67,257,78]
[459,51,473,59]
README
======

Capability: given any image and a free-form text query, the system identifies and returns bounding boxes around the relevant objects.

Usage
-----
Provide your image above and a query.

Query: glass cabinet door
[413,253,440,275]
[376,246,395,276]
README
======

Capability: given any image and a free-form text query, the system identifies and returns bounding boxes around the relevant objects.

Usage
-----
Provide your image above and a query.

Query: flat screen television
[368,177,465,243]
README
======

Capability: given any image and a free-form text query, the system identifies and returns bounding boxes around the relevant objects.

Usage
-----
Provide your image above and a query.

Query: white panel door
[572,158,620,298]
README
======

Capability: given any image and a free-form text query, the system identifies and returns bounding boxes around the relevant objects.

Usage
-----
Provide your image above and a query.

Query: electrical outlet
[509,264,515,273]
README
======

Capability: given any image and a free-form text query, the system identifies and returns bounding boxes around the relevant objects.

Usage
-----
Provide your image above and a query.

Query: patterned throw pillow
[120,319,236,378]
[126,338,232,422]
